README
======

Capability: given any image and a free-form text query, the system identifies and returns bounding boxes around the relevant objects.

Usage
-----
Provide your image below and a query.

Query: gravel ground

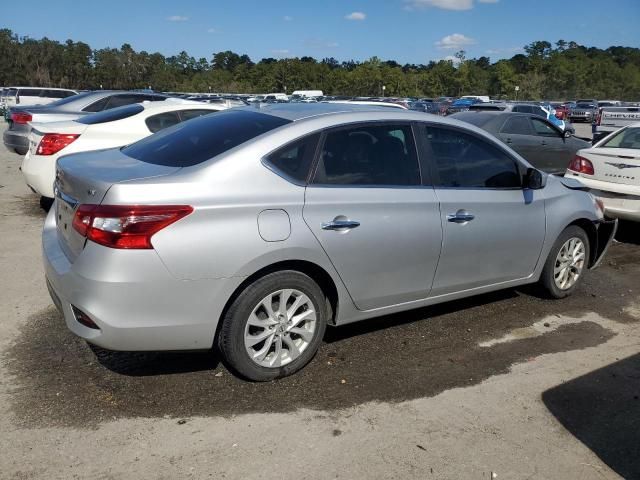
[0,124,639,479]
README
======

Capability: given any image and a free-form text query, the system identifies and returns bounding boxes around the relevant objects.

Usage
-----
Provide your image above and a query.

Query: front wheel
[217,271,327,381]
[540,226,590,299]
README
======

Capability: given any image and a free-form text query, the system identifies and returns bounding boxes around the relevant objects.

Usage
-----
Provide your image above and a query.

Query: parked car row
[3,88,634,381]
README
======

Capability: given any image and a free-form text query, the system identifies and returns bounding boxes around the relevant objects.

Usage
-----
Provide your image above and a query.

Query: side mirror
[564,130,572,138]
[524,167,546,190]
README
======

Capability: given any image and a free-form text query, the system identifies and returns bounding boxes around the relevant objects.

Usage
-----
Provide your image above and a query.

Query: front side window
[531,118,559,137]
[424,126,521,189]
[312,124,420,186]
[19,89,42,97]
[178,109,218,121]
[105,94,149,109]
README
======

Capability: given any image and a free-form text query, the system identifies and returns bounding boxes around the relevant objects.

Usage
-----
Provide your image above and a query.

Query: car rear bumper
[21,150,56,198]
[589,188,640,222]
[3,129,28,153]
[42,206,244,351]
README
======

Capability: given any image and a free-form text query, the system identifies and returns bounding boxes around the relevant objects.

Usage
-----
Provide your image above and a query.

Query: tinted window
[19,89,42,97]
[500,116,532,135]
[82,96,110,112]
[313,124,420,186]
[531,118,559,137]
[123,110,290,167]
[576,103,595,109]
[513,105,533,114]
[424,126,521,189]
[265,135,319,183]
[105,94,149,109]
[601,127,640,149]
[78,103,144,125]
[145,111,181,133]
[42,89,73,99]
[178,109,217,121]
[532,107,546,118]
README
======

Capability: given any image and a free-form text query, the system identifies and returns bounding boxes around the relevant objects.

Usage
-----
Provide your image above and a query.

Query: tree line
[1,29,639,100]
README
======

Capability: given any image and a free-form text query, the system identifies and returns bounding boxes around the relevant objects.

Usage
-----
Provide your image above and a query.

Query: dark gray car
[451,111,590,174]
[3,90,168,154]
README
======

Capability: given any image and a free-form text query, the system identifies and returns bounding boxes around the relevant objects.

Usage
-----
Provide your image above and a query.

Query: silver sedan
[43,103,617,381]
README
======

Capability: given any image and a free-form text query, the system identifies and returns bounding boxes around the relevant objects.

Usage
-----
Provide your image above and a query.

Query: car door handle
[541,140,547,145]
[321,219,361,231]
[447,210,475,223]
[505,138,513,144]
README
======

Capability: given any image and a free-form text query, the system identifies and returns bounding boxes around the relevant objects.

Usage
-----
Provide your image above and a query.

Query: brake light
[596,107,602,126]
[72,204,193,249]
[36,133,80,155]
[11,112,32,124]
[568,155,594,175]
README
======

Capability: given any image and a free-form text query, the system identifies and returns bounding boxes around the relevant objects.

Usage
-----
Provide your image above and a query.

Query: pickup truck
[594,105,640,143]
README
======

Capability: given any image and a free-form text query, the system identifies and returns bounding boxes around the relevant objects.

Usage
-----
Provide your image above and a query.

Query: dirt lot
[0,124,639,479]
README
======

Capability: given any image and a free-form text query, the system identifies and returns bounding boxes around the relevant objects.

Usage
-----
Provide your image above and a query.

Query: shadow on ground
[543,353,640,479]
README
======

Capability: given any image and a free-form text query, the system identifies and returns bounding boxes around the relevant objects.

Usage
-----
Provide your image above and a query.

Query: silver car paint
[44,104,603,352]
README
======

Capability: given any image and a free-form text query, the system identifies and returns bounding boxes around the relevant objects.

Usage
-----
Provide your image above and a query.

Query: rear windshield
[77,103,144,125]
[122,109,291,167]
[43,91,95,108]
[601,127,640,149]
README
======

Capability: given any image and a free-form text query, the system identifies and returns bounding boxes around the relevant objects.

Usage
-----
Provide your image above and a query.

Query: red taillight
[596,107,602,126]
[72,204,193,249]
[568,155,594,175]
[11,112,32,124]
[36,133,80,156]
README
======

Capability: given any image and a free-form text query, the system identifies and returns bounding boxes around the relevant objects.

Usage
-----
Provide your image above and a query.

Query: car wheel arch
[566,218,598,267]
[213,260,339,348]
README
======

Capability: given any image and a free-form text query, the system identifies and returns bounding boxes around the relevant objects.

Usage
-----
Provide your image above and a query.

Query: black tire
[217,270,327,381]
[540,225,590,299]
[39,196,54,212]
[14,147,28,155]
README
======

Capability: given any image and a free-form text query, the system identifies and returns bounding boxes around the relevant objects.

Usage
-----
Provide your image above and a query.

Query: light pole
[382,85,386,98]
[515,85,520,101]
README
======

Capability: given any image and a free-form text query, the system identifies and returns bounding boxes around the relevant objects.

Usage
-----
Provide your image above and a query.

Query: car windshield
[601,127,640,149]
[576,103,595,108]
[122,109,291,167]
[38,91,91,107]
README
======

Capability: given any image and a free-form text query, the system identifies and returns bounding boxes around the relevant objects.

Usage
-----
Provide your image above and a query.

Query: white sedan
[566,122,640,221]
[21,100,227,199]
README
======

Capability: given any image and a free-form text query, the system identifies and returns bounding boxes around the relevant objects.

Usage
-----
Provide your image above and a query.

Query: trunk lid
[581,147,640,187]
[29,121,88,155]
[54,148,181,261]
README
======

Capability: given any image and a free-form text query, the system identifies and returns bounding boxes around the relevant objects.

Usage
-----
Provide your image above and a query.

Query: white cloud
[405,0,498,10]
[167,15,189,22]
[345,11,366,20]
[436,33,476,49]
[442,55,462,66]
[207,28,217,33]
[283,15,293,21]
[406,0,473,10]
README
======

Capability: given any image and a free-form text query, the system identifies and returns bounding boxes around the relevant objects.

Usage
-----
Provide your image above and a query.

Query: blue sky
[5,0,639,64]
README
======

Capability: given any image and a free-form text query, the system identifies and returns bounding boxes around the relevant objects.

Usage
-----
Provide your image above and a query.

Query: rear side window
[500,117,533,135]
[532,107,546,118]
[424,126,521,189]
[82,97,110,112]
[513,105,533,114]
[105,94,149,109]
[145,111,181,133]
[312,124,420,186]
[123,110,291,167]
[265,134,319,183]
[44,89,75,99]
[78,104,145,125]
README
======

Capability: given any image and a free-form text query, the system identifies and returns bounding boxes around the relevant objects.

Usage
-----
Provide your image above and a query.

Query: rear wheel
[540,226,590,298]
[217,271,327,381]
